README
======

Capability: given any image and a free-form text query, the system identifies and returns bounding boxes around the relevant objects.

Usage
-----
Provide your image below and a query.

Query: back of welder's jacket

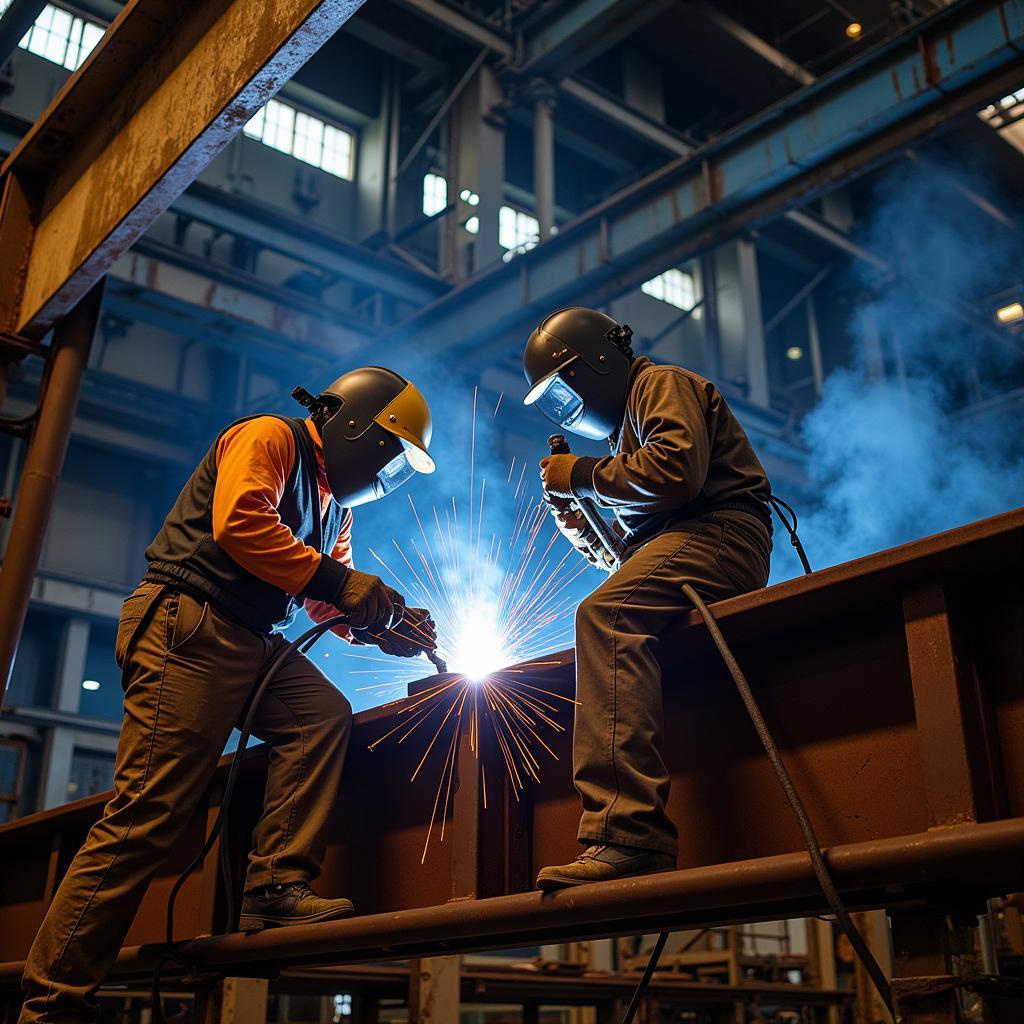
[145,415,348,634]
[570,357,773,548]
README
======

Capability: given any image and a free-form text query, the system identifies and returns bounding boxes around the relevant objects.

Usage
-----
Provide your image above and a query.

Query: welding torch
[547,434,627,571]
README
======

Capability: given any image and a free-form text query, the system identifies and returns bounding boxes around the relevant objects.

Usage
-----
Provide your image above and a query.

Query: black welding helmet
[522,307,633,441]
[293,367,434,507]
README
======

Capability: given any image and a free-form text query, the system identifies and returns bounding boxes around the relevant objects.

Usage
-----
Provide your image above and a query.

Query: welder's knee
[576,588,615,638]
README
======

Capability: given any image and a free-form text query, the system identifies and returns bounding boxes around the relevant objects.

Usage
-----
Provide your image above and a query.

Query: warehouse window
[499,206,540,257]
[0,0,105,72]
[641,268,696,311]
[422,173,448,217]
[244,99,354,180]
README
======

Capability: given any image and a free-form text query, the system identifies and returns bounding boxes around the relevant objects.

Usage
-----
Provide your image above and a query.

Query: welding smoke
[771,158,1024,580]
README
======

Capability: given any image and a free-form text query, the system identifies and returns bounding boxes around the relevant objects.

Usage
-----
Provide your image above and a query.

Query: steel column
[0,281,103,702]
[533,87,556,241]
[890,911,957,1024]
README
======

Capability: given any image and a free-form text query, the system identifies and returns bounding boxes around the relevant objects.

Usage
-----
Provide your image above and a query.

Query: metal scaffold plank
[389,0,1024,361]
[0,0,368,337]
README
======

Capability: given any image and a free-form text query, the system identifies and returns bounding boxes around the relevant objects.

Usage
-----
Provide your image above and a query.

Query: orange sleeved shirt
[211,416,354,638]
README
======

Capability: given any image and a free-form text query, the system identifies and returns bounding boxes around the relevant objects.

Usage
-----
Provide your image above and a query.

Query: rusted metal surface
[0,0,368,337]
[0,282,104,701]
[0,509,1021,992]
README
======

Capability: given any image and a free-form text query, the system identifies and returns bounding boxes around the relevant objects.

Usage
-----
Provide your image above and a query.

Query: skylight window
[500,206,540,258]
[422,173,448,217]
[244,99,354,180]
[641,268,696,311]
[0,0,105,72]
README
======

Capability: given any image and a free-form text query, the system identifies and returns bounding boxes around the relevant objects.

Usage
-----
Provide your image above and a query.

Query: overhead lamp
[846,21,863,39]
[82,679,101,691]
[996,302,1023,324]
[786,346,804,361]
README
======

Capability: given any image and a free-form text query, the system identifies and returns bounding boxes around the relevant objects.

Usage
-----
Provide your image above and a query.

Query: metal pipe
[82,817,1024,978]
[0,281,104,703]
[533,88,555,241]
[0,0,45,68]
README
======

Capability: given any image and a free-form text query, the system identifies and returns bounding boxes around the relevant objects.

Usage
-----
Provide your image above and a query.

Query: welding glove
[335,570,406,633]
[539,454,577,500]
[357,606,437,658]
[551,506,601,566]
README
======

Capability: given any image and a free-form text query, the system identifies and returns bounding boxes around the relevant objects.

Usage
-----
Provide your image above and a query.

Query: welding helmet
[522,307,633,441]
[293,367,435,507]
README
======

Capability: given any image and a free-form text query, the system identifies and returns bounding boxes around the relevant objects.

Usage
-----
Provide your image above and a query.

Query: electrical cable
[681,581,895,1019]
[769,494,812,575]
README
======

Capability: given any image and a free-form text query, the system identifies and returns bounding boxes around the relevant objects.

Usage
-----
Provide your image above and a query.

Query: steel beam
[0,0,47,68]
[519,0,674,80]
[691,1,816,86]
[28,818,1024,976]
[0,0,369,338]
[386,0,1024,361]
[393,0,513,57]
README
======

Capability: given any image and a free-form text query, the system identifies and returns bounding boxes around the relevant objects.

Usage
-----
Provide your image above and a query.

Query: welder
[522,307,773,890]
[19,367,438,1024]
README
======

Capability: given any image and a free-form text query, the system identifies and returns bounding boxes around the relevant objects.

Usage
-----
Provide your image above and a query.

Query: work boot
[238,882,355,931]
[536,843,675,892]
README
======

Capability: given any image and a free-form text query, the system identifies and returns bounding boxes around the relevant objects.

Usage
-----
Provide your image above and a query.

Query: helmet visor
[374,450,418,498]
[525,371,586,430]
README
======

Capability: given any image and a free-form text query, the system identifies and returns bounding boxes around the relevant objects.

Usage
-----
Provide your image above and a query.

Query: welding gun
[546,434,627,571]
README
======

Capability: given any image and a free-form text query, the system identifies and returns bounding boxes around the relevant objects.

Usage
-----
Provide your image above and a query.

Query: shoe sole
[536,863,675,893]
[238,905,356,931]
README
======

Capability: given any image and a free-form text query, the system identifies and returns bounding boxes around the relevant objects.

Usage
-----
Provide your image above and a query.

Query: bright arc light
[448,605,511,682]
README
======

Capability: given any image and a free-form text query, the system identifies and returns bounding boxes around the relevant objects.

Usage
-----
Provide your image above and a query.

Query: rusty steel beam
[0,817,1018,983]
[0,0,368,338]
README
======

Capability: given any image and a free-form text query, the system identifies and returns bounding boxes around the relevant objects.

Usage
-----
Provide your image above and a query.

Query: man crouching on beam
[521,308,773,890]
[20,368,439,1024]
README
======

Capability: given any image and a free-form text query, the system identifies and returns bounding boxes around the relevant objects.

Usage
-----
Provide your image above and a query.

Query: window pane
[320,125,352,178]
[293,111,325,166]
[642,268,695,311]
[262,99,295,154]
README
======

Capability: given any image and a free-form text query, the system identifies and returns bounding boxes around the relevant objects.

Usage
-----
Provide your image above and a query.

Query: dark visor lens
[534,374,585,429]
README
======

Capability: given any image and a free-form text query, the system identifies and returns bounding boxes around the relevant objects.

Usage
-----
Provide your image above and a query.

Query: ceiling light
[786,346,804,361]
[996,302,1023,324]
[82,679,101,691]
[846,21,863,39]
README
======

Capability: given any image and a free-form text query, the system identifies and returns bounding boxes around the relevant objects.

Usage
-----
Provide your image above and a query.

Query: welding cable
[680,582,894,1018]
[769,495,813,575]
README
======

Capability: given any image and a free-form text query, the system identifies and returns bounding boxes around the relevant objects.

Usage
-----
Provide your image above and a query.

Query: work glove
[357,606,437,658]
[539,454,577,500]
[335,570,406,633]
[551,505,601,566]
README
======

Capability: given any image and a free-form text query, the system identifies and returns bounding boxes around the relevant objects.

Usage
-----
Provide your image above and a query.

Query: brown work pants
[20,583,352,1023]
[574,511,771,857]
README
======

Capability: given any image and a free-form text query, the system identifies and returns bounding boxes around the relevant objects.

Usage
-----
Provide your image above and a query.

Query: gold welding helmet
[293,367,434,507]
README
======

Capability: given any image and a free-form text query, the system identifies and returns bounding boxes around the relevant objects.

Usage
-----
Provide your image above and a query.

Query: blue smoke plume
[772,159,1024,580]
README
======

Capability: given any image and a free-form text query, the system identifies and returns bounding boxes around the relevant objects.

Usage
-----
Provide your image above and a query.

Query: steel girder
[386,0,1024,363]
[518,0,676,79]
[0,0,369,338]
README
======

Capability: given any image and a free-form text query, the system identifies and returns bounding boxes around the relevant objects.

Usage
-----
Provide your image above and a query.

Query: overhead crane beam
[0,0,369,338]
[384,0,1024,364]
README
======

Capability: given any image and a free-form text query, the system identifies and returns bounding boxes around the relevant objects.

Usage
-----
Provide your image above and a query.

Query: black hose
[681,582,894,1019]
[621,930,669,1024]
[769,495,812,575]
